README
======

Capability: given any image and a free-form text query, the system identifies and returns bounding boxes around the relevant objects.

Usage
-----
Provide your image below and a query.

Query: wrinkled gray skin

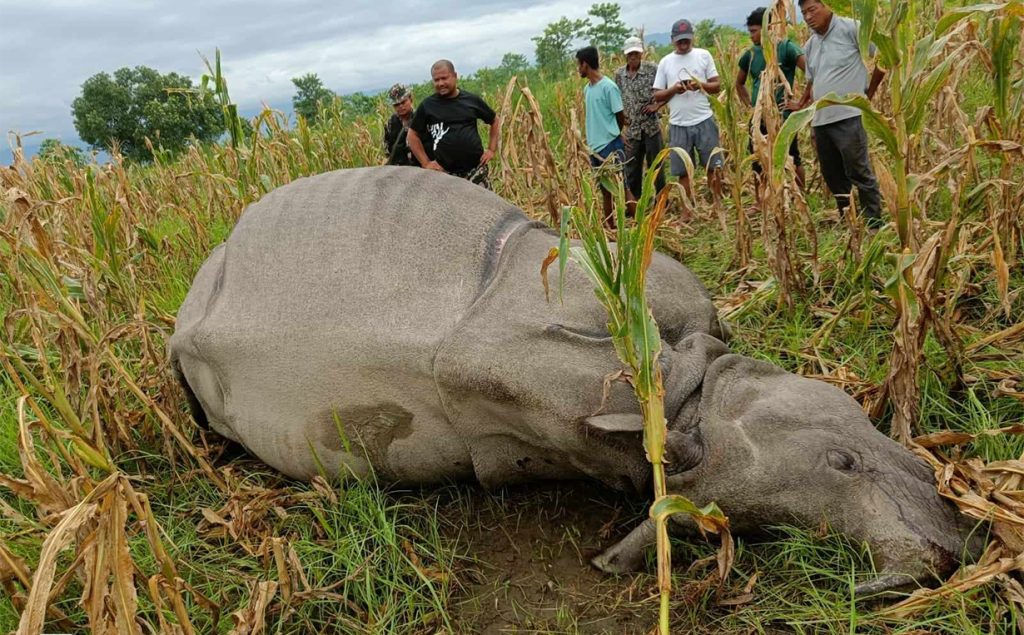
[170,167,980,596]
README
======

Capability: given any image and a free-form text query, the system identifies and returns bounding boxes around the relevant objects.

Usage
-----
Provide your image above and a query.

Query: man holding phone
[653,19,723,217]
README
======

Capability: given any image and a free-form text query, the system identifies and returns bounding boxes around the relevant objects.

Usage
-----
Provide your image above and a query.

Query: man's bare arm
[788,79,814,111]
[653,82,683,103]
[479,116,501,165]
[866,67,886,101]
[736,67,751,108]
[407,128,443,171]
[488,116,501,153]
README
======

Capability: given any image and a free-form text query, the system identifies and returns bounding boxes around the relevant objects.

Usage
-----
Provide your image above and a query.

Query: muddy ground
[434,482,759,634]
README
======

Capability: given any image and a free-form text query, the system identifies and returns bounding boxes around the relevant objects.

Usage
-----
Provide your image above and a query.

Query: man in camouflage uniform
[383,83,416,166]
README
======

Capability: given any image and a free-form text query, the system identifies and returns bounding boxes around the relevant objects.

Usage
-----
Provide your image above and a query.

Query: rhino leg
[592,519,656,574]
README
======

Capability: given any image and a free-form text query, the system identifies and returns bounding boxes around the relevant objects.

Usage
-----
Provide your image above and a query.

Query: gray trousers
[624,129,666,198]
[813,116,882,222]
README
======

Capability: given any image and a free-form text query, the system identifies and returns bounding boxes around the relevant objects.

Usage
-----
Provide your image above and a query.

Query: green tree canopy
[499,53,531,74]
[291,73,336,123]
[586,3,631,53]
[37,138,87,167]
[71,66,224,162]
[341,92,379,118]
[473,53,534,86]
[533,17,591,71]
[693,19,745,48]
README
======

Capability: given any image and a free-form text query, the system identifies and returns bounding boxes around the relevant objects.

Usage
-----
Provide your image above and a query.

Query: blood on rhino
[170,167,981,594]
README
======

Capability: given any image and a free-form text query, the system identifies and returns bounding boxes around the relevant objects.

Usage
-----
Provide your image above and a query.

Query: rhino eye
[827,449,859,472]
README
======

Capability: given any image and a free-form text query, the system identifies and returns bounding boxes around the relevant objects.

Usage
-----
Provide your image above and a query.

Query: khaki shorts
[668,118,723,176]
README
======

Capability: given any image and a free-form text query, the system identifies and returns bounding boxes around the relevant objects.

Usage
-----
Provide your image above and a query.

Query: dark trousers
[624,129,666,199]
[813,116,882,222]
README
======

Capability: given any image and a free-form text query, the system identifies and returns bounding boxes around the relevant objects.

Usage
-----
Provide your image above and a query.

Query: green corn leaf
[815,93,899,157]
[990,15,1021,124]
[886,0,911,33]
[651,495,729,534]
[905,49,964,134]
[871,31,901,69]
[936,3,1013,36]
[852,0,877,62]
[135,225,159,251]
[771,106,814,182]
[557,204,570,302]
[570,246,619,316]
[61,276,86,301]
[884,250,920,321]
[72,437,114,472]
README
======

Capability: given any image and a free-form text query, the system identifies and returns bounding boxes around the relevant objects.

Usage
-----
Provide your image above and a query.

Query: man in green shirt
[736,6,806,189]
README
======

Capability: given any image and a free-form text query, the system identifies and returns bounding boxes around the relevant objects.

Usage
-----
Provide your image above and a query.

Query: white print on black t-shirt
[428,122,449,151]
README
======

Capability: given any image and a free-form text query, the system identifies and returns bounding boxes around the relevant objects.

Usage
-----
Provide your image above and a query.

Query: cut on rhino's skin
[170,166,983,595]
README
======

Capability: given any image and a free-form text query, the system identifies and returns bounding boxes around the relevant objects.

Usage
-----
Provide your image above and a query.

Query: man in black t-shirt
[383,83,416,166]
[407,60,501,188]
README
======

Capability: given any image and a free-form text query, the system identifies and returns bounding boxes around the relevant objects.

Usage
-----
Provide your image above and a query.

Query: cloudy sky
[0,0,754,163]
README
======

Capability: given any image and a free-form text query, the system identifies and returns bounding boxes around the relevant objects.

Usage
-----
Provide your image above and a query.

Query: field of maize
[1,0,1023,632]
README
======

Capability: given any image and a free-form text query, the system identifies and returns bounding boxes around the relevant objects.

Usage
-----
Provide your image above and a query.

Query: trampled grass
[2,1,1023,632]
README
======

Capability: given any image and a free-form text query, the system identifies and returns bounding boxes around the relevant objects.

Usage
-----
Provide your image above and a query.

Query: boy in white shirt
[653,19,723,217]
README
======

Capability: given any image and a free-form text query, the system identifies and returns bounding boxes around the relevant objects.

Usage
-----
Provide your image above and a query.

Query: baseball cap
[623,36,644,54]
[387,83,411,105]
[671,19,695,42]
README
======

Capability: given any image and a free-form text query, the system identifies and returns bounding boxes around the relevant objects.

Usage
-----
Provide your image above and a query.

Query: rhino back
[171,167,532,480]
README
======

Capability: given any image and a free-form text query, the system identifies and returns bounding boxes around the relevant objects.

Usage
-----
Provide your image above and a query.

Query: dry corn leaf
[17,493,103,634]
[914,424,1024,448]
[228,580,278,635]
[881,547,1024,618]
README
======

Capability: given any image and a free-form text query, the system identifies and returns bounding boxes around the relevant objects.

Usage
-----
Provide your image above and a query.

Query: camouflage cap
[387,83,412,105]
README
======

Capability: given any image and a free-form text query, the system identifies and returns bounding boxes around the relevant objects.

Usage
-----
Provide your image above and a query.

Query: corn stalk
[708,36,754,268]
[747,0,817,306]
[774,0,1001,441]
[547,153,730,634]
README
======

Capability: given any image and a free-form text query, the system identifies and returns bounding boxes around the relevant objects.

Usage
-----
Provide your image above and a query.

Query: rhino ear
[584,413,644,434]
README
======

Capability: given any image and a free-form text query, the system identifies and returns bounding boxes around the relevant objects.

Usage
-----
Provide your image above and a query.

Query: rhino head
[590,333,984,595]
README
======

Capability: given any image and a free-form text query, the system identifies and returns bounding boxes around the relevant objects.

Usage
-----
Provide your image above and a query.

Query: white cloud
[0,0,752,162]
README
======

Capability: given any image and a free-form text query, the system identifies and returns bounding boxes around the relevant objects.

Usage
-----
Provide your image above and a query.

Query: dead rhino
[171,166,979,594]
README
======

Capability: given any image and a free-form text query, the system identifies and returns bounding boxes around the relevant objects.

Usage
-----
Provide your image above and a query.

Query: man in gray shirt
[790,0,886,227]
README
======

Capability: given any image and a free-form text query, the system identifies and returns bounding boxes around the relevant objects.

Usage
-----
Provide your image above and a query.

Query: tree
[291,73,336,123]
[37,139,87,167]
[693,19,745,47]
[474,53,533,87]
[533,17,591,71]
[499,53,531,74]
[586,3,631,53]
[71,66,224,162]
[342,92,379,118]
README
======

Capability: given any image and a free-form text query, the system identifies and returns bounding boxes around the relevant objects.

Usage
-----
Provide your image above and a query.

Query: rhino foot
[591,519,656,574]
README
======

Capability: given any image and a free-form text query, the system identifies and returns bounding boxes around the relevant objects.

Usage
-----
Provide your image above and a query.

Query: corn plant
[978,5,1024,298]
[744,0,819,306]
[708,36,755,268]
[547,153,730,634]
[772,0,1013,441]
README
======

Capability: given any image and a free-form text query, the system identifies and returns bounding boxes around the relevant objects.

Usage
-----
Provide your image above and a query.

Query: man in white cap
[614,36,665,202]
[653,18,723,218]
